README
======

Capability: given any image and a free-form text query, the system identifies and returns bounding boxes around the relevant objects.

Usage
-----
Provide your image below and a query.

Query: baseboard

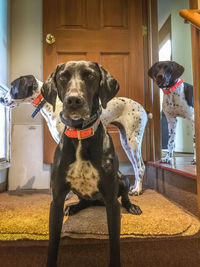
[0,181,7,192]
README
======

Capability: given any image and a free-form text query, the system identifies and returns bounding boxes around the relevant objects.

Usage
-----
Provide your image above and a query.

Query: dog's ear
[41,64,63,112]
[171,61,184,79]
[98,65,119,109]
[148,62,158,79]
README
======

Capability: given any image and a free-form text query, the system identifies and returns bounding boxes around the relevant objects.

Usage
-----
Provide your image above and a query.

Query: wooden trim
[43,0,58,163]
[190,26,200,215]
[181,0,200,215]
[190,0,200,9]
[142,0,149,162]
[143,0,160,161]
[43,0,57,79]
[179,9,200,30]
[146,161,196,180]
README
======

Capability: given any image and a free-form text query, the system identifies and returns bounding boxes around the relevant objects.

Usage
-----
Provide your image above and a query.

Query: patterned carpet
[0,189,199,241]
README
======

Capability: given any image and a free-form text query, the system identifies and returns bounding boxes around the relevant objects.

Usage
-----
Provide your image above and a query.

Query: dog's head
[41,61,119,121]
[148,61,184,88]
[0,75,39,107]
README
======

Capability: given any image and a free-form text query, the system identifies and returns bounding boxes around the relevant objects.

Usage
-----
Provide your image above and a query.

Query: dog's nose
[65,96,84,108]
[157,73,164,80]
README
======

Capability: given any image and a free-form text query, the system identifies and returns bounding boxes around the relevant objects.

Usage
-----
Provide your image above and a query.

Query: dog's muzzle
[60,105,102,129]
[65,95,85,109]
[63,95,89,121]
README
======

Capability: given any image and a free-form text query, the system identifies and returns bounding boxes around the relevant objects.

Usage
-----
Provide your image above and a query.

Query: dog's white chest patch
[163,85,194,119]
[66,142,100,198]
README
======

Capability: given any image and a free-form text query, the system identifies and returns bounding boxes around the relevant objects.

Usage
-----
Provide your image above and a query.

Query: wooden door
[43,0,145,163]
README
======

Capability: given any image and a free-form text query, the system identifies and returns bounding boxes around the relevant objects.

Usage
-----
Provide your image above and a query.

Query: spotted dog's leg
[191,120,196,165]
[129,148,145,196]
[161,117,177,164]
[115,122,145,196]
[120,135,144,195]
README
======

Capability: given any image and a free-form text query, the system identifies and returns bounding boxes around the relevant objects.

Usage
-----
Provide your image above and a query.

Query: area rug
[0,190,199,241]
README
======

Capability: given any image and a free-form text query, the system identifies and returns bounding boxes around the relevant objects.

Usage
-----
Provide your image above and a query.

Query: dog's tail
[146,110,153,119]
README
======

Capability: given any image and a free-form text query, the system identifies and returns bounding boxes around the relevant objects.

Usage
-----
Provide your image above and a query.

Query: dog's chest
[66,142,100,199]
[162,85,193,118]
[41,100,64,143]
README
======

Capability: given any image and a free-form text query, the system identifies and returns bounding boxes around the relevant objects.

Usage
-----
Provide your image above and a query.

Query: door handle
[46,34,55,44]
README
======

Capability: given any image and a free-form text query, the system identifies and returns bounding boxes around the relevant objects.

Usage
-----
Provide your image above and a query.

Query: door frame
[189,0,200,215]
[142,0,160,162]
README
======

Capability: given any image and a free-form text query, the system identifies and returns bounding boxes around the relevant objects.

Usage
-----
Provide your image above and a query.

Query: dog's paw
[64,205,71,216]
[64,204,80,216]
[122,200,142,215]
[160,157,172,164]
[191,159,196,165]
[129,184,142,196]
[64,199,95,216]
[65,191,74,201]
[127,203,142,215]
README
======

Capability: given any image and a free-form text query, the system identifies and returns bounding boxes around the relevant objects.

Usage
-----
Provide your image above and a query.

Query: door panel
[102,0,128,28]
[43,0,145,163]
[57,53,87,63]
[101,53,129,97]
[58,0,86,28]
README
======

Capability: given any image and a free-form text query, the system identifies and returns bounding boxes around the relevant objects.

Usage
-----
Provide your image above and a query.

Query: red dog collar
[32,93,43,106]
[65,118,101,140]
[31,93,46,118]
[162,78,184,94]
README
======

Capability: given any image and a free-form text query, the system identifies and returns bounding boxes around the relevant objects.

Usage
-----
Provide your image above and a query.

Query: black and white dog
[148,61,195,164]
[41,61,142,267]
[1,75,150,196]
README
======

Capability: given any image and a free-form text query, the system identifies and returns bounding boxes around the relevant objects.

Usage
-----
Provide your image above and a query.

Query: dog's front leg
[105,197,121,267]
[47,184,69,267]
[47,149,70,267]
[100,174,121,267]
[161,117,177,164]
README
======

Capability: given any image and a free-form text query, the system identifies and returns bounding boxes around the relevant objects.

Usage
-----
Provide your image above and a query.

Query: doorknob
[46,34,55,44]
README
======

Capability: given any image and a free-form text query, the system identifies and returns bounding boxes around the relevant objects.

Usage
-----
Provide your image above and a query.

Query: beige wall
[11,0,43,125]
[10,0,51,189]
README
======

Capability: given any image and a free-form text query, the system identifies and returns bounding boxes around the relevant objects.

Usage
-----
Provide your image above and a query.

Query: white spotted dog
[0,75,151,195]
[148,61,195,164]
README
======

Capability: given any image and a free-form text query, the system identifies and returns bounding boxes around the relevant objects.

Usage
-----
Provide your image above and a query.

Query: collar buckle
[77,125,95,140]
[65,118,100,140]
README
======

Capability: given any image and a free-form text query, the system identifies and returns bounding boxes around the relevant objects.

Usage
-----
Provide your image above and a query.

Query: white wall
[0,0,10,84]
[0,0,10,185]
[10,0,51,189]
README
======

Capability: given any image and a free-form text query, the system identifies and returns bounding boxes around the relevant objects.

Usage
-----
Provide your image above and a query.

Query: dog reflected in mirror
[148,60,195,164]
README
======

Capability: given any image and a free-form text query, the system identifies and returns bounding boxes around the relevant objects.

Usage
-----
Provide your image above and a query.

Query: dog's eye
[83,71,95,80]
[60,76,68,81]
[60,71,71,81]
